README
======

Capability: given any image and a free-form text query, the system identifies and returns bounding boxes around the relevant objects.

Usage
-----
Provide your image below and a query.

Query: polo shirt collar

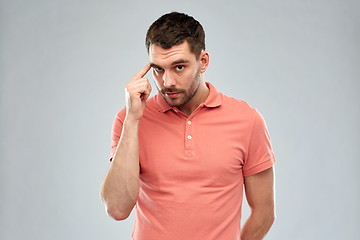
[156,82,222,113]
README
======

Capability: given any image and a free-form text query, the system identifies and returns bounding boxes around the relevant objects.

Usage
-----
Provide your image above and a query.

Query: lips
[165,92,181,98]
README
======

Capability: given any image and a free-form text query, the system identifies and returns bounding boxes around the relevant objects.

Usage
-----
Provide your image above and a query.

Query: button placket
[185,117,195,159]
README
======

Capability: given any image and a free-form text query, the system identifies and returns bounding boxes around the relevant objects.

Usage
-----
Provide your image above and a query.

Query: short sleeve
[109,108,126,162]
[243,109,276,176]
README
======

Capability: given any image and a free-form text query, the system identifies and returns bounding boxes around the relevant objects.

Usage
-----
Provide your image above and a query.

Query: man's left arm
[240,166,275,240]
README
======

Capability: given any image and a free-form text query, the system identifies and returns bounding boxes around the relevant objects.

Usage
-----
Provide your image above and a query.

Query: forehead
[149,41,196,66]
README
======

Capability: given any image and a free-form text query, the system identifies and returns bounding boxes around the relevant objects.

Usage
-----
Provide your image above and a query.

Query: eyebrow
[172,59,189,65]
[150,59,190,69]
[149,63,161,68]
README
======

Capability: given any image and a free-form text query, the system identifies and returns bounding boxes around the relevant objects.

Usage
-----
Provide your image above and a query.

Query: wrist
[124,114,141,127]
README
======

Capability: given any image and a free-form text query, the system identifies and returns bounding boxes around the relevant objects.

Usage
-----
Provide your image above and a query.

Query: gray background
[1,0,359,239]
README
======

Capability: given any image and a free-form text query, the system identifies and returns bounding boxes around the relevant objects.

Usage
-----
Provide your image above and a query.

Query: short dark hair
[145,12,205,59]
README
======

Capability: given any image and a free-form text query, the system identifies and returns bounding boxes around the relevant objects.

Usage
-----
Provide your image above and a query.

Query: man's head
[145,12,205,59]
[146,12,209,114]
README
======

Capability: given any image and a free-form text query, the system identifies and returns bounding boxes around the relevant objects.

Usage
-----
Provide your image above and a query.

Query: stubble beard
[159,68,201,108]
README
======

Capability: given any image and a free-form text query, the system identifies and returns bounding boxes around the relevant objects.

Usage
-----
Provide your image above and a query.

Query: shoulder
[220,94,270,134]
[220,93,258,118]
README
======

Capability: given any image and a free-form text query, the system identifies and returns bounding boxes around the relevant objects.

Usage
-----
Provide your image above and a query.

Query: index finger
[134,64,151,79]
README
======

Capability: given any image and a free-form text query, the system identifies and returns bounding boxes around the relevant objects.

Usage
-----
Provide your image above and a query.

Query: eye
[154,67,164,72]
[175,65,184,71]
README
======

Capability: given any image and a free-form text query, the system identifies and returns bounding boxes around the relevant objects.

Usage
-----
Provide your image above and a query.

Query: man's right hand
[101,65,151,220]
[125,64,152,121]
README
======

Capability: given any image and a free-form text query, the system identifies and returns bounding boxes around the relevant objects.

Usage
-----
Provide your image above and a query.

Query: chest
[138,109,253,191]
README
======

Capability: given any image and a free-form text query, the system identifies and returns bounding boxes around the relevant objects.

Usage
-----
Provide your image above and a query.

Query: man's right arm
[100,64,152,220]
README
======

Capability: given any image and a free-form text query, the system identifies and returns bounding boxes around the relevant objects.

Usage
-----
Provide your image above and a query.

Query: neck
[178,81,209,116]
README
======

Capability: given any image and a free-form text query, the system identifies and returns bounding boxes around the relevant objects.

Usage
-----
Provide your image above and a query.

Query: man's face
[149,41,202,108]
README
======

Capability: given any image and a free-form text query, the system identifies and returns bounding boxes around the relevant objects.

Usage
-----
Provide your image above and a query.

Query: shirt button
[187,135,192,140]
[187,121,191,125]
[174,109,178,113]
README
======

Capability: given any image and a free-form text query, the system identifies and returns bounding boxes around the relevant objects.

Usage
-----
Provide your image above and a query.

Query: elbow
[269,211,276,226]
[100,183,138,221]
[101,196,133,221]
[253,207,275,228]
[265,209,276,228]
[106,206,131,221]
[100,188,131,221]
[263,203,276,227]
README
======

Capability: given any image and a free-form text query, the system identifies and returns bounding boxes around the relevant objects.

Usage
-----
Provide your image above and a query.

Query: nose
[163,71,176,88]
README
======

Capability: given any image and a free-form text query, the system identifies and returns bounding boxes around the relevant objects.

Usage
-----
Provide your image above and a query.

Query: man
[101,12,276,240]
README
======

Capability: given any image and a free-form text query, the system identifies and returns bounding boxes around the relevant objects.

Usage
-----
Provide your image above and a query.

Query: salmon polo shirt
[110,82,276,240]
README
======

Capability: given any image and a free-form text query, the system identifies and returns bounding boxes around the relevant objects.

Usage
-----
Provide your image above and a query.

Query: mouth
[165,92,181,98]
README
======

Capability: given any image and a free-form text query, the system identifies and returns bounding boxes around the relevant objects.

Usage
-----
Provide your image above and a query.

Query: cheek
[189,64,200,78]
[178,70,195,86]
[189,68,199,80]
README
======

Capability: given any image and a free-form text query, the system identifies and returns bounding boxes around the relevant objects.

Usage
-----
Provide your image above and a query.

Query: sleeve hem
[243,155,276,177]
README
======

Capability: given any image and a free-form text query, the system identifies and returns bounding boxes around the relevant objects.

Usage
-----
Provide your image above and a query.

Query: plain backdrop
[1,0,359,239]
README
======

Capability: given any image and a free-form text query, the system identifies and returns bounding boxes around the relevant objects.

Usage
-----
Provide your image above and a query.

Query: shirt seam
[245,108,258,162]
[243,155,275,176]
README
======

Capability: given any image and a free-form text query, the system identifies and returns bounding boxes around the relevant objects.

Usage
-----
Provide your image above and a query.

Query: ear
[199,51,210,73]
